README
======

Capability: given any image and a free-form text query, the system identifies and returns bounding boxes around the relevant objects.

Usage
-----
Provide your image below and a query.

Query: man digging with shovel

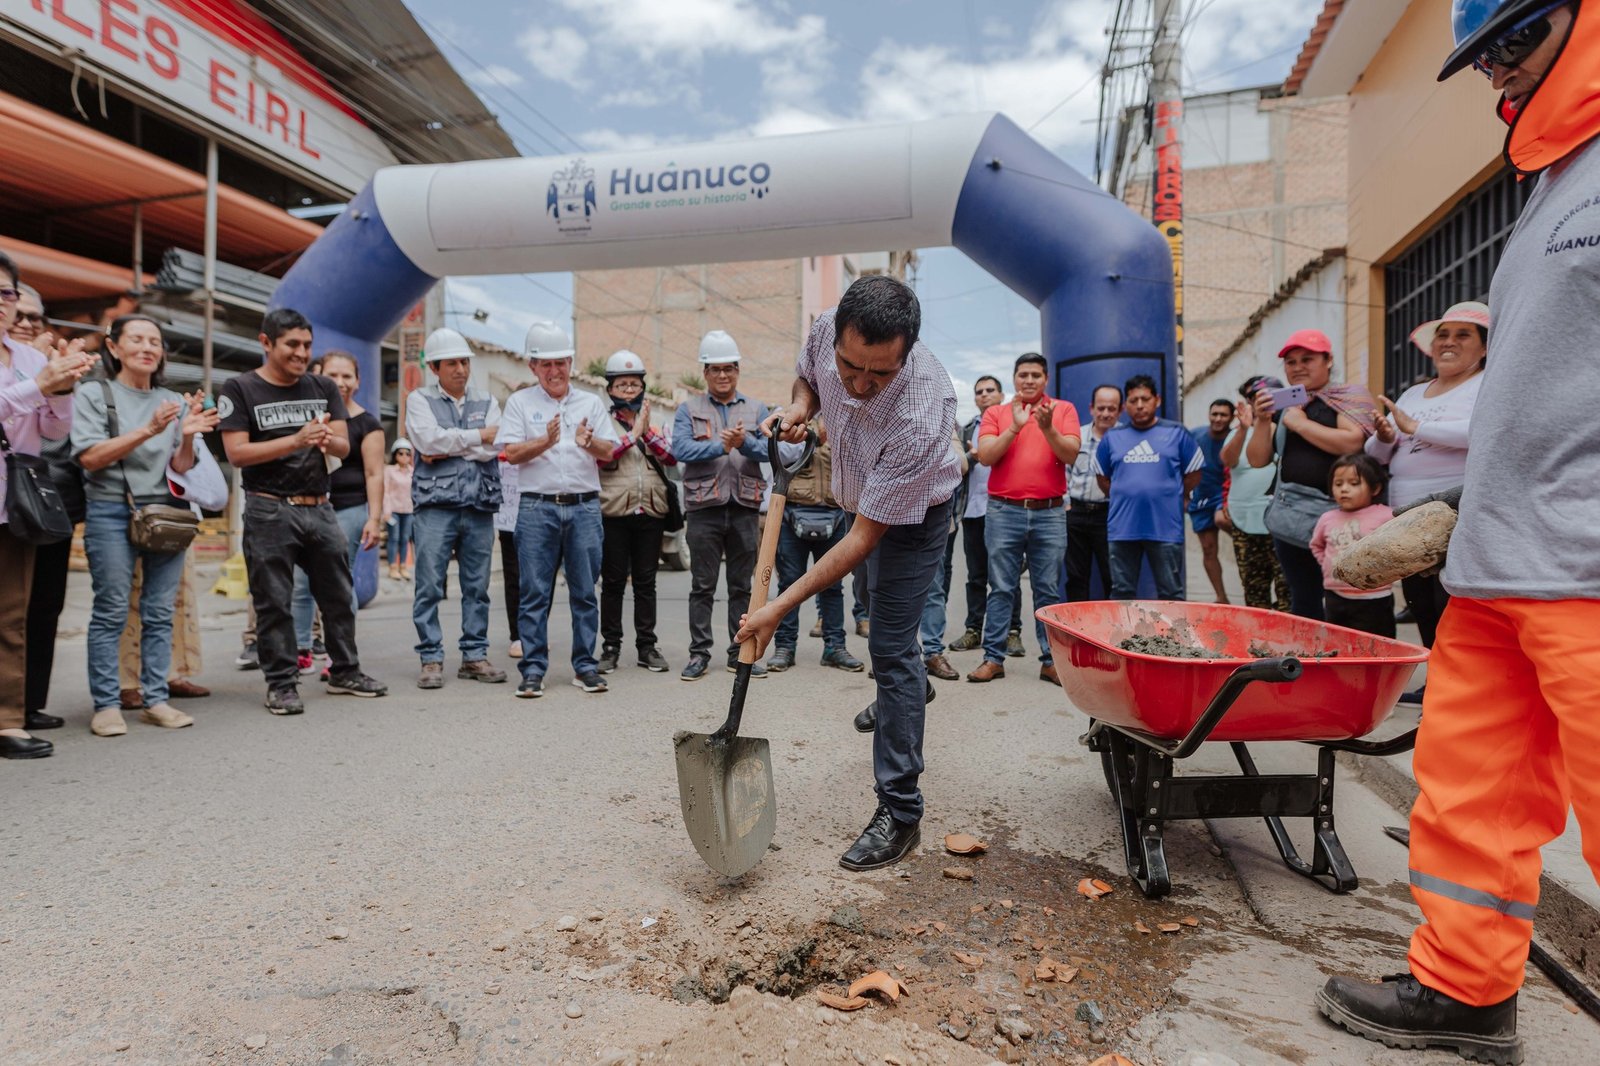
[737,275,962,871]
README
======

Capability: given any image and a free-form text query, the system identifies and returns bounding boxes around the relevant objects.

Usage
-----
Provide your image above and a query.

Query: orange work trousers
[1407,596,1600,1007]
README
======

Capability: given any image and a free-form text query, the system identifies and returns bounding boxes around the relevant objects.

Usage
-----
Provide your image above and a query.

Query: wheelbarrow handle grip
[1165,657,1303,759]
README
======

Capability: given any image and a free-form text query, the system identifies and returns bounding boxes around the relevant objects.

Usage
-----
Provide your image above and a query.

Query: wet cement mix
[564,829,1218,1063]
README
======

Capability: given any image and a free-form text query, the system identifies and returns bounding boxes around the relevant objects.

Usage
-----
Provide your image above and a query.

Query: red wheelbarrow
[1038,601,1428,900]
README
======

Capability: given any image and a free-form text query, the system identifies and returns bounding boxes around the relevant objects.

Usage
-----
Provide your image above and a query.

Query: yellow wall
[1343,0,1506,389]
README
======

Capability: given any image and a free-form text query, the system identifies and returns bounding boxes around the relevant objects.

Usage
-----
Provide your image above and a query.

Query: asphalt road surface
[5,550,1595,1065]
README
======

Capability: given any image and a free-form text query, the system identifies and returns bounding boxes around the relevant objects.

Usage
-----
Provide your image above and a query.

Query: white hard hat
[524,319,575,361]
[698,330,741,366]
[605,349,647,379]
[390,437,413,455]
[422,328,473,363]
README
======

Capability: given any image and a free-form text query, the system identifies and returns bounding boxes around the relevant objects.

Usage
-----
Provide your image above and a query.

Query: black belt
[247,491,328,506]
[1069,498,1109,513]
[525,491,598,505]
[992,496,1063,511]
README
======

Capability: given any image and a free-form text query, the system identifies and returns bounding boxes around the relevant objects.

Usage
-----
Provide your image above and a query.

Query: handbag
[1262,418,1335,549]
[641,448,684,532]
[98,381,200,554]
[0,419,73,544]
[787,504,840,542]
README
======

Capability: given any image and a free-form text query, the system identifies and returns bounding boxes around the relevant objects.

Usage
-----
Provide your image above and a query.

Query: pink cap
[1277,329,1334,359]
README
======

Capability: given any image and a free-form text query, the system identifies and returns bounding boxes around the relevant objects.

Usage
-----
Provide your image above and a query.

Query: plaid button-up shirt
[796,310,961,526]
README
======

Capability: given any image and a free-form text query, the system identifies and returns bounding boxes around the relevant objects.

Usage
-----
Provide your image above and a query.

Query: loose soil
[567,829,1221,1063]
[1117,634,1211,659]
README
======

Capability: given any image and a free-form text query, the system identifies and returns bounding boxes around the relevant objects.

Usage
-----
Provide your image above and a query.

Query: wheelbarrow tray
[1037,601,1428,900]
[1038,601,1428,743]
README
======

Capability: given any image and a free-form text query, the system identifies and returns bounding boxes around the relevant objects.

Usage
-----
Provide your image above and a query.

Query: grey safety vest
[681,392,764,512]
[411,387,501,512]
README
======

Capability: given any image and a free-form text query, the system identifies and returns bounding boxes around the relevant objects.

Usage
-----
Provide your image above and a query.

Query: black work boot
[1317,973,1522,1065]
[839,804,920,871]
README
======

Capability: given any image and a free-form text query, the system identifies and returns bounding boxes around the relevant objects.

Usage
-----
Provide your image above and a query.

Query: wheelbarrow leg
[1129,743,1173,900]
[1229,742,1358,893]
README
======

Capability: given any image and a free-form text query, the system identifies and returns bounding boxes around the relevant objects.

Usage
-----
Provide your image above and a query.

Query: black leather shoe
[24,711,64,731]
[854,681,936,733]
[840,804,920,871]
[1317,973,1522,1065]
[1,734,54,760]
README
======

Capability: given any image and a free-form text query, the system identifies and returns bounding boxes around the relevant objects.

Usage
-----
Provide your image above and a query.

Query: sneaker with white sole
[265,687,304,715]
[516,676,544,698]
[572,672,608,693]
[325,672,388,698]
[235,641,259,670]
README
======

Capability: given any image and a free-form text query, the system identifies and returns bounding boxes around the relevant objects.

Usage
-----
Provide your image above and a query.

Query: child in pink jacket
[1309,454,1395,637]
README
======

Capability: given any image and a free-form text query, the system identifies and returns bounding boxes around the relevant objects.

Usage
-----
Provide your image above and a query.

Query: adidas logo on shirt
[1122,439,1161,464]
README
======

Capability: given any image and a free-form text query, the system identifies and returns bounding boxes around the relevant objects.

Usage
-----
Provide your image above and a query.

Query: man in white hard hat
[496,320,619,698]
[596,350,675,674]
[738,275,962,871]
[671,330,773,681]
[404,327,506,691]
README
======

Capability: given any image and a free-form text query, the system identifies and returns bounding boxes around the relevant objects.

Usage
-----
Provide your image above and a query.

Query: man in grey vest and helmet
[671,330,771,682]
[405,327,506,690]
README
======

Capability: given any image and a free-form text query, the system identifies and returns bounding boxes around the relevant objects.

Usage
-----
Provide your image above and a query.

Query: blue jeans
[774,511,848,652]
[919,532,951,656]
[386,512,414,566]
[412,506,496,663]
[515,496,603,680]
[83,500,188,710]
[293,504,367,649]
[858,500,950,823]
[1109,540,1186,600]
[981,501,1068,664]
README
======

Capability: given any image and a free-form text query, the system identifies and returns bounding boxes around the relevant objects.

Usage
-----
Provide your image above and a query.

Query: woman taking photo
[1367,301,1487,663]
[291,351,384,664]
[72,315,218,737]
[1246,329,1378,620]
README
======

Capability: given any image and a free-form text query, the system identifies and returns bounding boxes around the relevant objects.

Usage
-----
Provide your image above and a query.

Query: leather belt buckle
[1020,496,1063,511]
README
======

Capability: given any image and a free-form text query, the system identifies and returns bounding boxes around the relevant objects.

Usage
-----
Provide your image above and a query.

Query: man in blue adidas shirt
[1093,375,1203,599]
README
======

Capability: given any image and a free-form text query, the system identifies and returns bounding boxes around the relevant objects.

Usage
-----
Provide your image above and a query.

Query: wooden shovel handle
[739,492,788,665]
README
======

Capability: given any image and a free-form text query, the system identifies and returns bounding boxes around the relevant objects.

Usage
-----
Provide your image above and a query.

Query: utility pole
[1151,0,1185,384]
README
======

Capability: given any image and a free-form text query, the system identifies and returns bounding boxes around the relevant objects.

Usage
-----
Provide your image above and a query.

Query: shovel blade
[673,729,776,877]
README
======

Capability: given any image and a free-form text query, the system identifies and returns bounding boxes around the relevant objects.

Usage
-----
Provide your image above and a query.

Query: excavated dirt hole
[566,828,1228,1061]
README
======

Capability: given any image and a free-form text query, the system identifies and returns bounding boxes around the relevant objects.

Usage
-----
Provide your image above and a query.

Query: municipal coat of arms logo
[547,158,596,236]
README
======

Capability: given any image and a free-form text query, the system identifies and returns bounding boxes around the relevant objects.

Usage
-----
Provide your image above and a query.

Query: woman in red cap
[1245,328,1378,619]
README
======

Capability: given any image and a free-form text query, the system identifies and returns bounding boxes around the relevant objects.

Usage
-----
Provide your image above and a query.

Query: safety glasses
[1473,1,1566,77]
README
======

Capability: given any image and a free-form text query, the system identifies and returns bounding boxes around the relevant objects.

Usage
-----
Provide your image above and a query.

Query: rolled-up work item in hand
[1334,501,1458,591]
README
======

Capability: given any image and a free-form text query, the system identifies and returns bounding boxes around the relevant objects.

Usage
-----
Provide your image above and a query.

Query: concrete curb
[1335,749,1600,987]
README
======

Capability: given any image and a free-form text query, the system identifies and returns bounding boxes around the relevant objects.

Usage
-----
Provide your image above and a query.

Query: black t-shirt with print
[1275,397,1342,491]
[217,370,348,497]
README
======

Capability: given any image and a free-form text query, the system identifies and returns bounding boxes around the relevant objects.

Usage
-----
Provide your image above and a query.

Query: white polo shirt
[496,384,618,495]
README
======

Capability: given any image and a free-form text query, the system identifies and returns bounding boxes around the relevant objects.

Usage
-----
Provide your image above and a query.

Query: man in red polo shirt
[968,353,1080,685]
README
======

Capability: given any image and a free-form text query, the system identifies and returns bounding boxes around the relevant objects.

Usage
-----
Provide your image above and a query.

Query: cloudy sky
[404,0,1323,396]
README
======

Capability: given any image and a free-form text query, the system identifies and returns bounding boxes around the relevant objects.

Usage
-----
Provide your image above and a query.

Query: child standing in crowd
[1309,454,1396,637]
[383,439,414,580]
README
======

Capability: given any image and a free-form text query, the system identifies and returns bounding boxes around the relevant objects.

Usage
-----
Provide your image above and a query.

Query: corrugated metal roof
[1284,0,1348,95]
[247,0,518,165]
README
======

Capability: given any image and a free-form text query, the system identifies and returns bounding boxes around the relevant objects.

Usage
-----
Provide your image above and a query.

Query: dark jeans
[499,530,520,641]
[686,503,759,660]
[1065,505,1112,602]
[857,500,950,824]
[775,510,848,651]
[25,537,72,714]
[1325,591,1397,638]
[959,516,1022,633]
[1401,571,1450,648]
[1109,540,1185,600]
[242,497,361,689]
[601,513,664,652]
[1273,538,1326,620]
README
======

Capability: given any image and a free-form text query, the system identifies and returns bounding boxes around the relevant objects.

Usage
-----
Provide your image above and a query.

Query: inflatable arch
[272,112,1176,422]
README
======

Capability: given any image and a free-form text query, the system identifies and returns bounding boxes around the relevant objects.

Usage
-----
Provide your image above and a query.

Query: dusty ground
[4,551,1596,1065]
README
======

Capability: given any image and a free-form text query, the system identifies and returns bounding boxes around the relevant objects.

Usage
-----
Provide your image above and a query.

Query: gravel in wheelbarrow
[1036,601,1429,899]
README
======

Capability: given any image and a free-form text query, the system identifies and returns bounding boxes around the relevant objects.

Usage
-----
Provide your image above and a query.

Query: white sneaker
[509,640,523,659]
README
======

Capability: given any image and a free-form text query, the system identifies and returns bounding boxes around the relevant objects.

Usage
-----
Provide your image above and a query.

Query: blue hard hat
[1439,0,1568,80]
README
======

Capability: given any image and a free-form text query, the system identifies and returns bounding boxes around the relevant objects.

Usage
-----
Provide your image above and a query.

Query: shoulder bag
[1262,418,1334,549]
[98,381,200,553]
[0,419,73,544]
[640,446,684,532]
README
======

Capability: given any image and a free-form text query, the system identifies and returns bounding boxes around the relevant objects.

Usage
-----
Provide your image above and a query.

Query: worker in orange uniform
[1316,3,1600,1064]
